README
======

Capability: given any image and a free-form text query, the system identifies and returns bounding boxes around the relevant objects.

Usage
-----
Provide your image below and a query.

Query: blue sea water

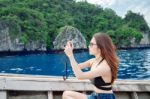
[0,49,150,80]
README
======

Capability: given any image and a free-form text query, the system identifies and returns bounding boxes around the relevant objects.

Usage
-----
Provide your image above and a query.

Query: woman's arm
[69,55,108,80]
[64,41,107,80]
[78,58,94,69]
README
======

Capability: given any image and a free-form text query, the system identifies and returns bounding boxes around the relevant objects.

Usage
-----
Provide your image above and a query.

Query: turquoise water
[118,49,150,80]
[0,49,150,80]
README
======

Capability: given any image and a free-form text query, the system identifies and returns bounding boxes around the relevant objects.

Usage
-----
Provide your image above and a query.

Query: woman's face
[88,37,100,56]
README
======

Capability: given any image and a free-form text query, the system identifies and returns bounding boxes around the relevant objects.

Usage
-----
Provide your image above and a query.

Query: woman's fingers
[64,41,70,48]
[64,41,74,57]
[67,41,74,49]
[64,41,74,51]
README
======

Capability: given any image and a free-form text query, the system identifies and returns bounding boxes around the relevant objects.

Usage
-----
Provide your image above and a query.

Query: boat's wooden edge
[0,73,150,92]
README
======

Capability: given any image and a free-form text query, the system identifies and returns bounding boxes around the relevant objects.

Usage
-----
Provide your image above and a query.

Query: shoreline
[0,47,150,56]
[0,48,88,56]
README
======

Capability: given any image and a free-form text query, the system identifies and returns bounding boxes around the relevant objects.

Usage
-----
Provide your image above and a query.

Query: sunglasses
[89,42,97,47]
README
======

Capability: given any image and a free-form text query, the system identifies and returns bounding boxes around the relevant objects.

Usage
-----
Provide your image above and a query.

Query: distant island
[0,0,150,52]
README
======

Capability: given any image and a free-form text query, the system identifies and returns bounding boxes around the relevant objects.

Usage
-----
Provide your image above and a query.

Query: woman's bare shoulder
[101,60,111,71]
[89,58,95,66]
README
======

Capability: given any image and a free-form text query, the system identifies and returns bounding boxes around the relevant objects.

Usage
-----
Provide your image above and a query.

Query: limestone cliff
[140,33,150,44]
[0,21,46,51]
[53,26,87,50]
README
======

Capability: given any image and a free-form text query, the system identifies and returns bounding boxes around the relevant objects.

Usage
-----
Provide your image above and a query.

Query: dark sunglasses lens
[89,43,95,46]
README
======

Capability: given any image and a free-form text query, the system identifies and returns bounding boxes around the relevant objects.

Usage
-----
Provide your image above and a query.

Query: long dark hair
[93,33,119,83]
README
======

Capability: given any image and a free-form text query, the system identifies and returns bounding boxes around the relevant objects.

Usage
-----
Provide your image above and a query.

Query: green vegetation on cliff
[0,0,149,48]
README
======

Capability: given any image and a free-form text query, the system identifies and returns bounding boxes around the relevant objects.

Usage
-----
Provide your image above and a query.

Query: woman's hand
[64,41,74,58]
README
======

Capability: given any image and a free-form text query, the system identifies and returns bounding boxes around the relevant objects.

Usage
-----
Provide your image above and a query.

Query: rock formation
[0,21,46,51]
[53,26,87,50]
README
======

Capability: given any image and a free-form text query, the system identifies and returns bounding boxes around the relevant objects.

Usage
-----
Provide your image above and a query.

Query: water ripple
[0,49,150,80]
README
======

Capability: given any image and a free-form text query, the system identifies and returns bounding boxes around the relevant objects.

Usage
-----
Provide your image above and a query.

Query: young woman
[63,33,119,99]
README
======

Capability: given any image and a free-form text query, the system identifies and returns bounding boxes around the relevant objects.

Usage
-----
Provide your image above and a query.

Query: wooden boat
[0,74,150,99]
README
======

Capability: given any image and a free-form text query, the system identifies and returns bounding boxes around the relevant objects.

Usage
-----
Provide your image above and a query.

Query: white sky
[76,0,150,27]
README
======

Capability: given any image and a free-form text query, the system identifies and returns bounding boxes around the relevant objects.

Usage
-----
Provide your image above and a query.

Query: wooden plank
[2,79,91,91]
[131,92,139,99]
[0,91,7,99]
[48,91,53,99]
[0,74,150,92]
[0,78,5,89]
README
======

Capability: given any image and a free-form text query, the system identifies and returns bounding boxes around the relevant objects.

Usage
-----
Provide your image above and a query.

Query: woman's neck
[95,55,103,62]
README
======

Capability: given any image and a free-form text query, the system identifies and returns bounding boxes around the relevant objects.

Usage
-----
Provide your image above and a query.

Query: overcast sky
[76,0,150,27]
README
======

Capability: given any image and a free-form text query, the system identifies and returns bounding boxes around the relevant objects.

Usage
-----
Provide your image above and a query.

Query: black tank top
[90,58,112,91]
